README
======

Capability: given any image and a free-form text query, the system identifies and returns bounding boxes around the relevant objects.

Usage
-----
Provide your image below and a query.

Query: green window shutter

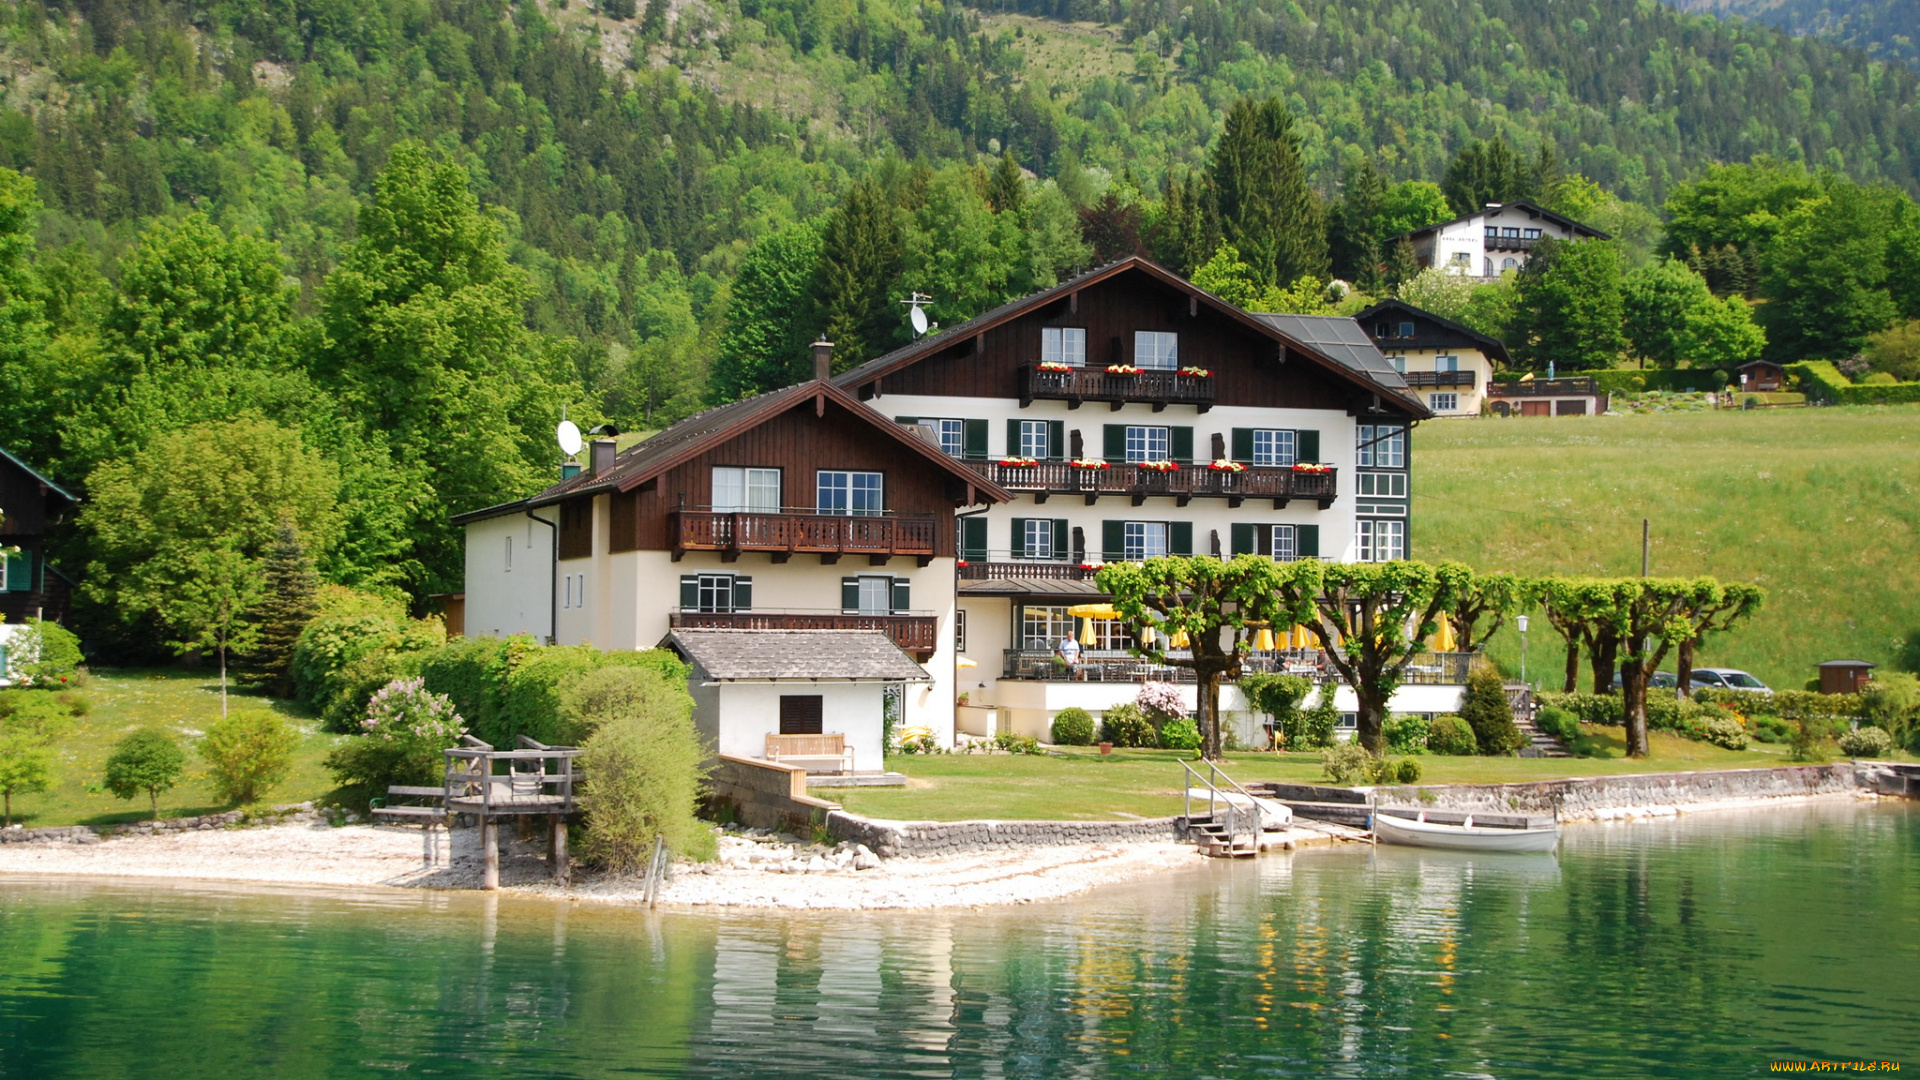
[1230,522,1255,556]
[1047,420,1065,461]
[963,418,989,459]
[1231,428,1254,461]
[1297,524,1320,559]
[893,415,918,425]
[1297,429,1321,463]
[960,517,988,561]
[1053,518,1069,557]
[1101,521,1124,561]
[1006,419,1022,457]
[1170,521,1193,555]
[679,575,698,610]
[891,577,911,613]
[842,576,859,613]
[732,576,753,610]
[1171,426,1194,463]
[1103,425,1126,459]
[5,550,28,592]
[1009,517,1028,558]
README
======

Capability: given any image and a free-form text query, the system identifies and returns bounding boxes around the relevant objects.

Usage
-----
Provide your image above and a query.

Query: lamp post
[1516,614,1530,688]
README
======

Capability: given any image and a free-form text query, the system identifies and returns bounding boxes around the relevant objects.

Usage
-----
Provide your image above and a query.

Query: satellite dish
[910,305,930,336]
[557,419,583,456]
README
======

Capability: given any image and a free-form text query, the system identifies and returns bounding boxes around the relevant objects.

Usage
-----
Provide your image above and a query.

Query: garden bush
[419,636,521,740]
[577,668,714,868]
[103,729,187,820]
[1534,705,1580,744]
[1050,707,1095,746]
[1395,758,1423,784]
[6,619,82,687]
[1298,685,1339,750]
[293,587,444,714]
[1099,704,1157,748]
[993,732,1044,755]
[323,678,466,800]
[1240,672,1311,748]
[1752,715,1794,743]
[1682,714,1750,750]
[318,647,426,733]
[1427,715,1478,755]
[1135,682,1189,727]
[199,709,299,805]
[1837,725,1894,758]
[1459,664,1522,755]
[1159,717,1201,751]
[1383,713,1430,754]
[1860,673,1919,748]
[1534,692,1623,727]
[557,664,696,746]
[1321,742,1373,784]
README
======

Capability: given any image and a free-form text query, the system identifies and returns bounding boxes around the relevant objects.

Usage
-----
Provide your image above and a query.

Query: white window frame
[1250,429,1296,467]
[854,575,893,616]
[1357,472,1408,498]
[693,573,738,613]
[1042,327,1087,367]
[1021,605,1073,649]
[817,470,884,516]
[931,418,964,458]
[1435,355,1459,372]
[1356,426,1406,469]
[1124,426,1170,463]
[1270,525,1297,562]
[1356,519,1406,562]
[504,536,513,572]
[1018,420,1051,459]
[1133,331,1179,370]
[1022,519,1055,560]
[1451,251,1472,268]
[713,466,781,512]
[955,609,967,652]
[1123,521,1168,560]
[1430,392,1459,412]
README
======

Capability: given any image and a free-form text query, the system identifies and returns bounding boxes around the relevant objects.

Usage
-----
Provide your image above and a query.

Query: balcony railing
[1487,377,1601,398]
[960,459,1336,509]
[1000,650,1478,685]
[958,560,1096,581]
[670,509,938,563]
[1484,235,1539,252]
[669,610,938,655]
[1021,365,1216,412]
[1403,370,1479,389]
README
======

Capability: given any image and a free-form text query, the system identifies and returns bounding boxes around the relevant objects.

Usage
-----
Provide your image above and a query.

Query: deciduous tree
[104,728,187,820]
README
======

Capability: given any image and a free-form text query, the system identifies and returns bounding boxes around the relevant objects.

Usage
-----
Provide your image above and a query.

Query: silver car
[1689,668,1771,693]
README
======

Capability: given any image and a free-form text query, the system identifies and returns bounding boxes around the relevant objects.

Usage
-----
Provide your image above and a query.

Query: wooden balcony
[669,509,938,565]
[1403,370,1479,389]
[668,610,938,656]
[1021,365,1215,413]
[1487,376,1601,398]
[1484,235,1540,252]
[960,460,1337,509]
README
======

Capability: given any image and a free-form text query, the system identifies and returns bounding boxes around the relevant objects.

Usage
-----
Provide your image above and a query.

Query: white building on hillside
[1392,200,1608,279]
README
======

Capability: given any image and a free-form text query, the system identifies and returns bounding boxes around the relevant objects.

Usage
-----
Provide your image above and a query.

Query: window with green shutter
[1170,521,1193,555]
[1047,420,1065,460]
[1102,425,1126,460]
[1170,426,1194,463]
[1230,522,1255,556]
[959,517,988,561]
[4,550,30,593]
[1231,428,1254,461]
[1101,520,1124,561]
[962,418,989,459]
[1297,524,1320,558]
[1297,429,1321,464]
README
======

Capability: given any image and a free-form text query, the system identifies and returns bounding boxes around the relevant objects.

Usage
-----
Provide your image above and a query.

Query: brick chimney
[812,340,834,382]
[589,437,617,477]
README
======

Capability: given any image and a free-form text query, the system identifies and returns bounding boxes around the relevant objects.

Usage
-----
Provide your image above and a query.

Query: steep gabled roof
[453,380,1011,525]
[664,628,931,682]
[0,445,77,504]
[1387,200,1610,243]
[832,256,1427,416]
[1354,298,1513,366]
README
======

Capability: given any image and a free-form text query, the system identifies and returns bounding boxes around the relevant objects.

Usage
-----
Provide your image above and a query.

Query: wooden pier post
[482,817,499,890]
[550,814,569,886]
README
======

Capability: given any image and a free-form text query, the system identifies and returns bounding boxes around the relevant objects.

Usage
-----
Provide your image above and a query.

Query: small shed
[664,629,931,774]
[1736,360,1785,393]
[1816,659,1876,695]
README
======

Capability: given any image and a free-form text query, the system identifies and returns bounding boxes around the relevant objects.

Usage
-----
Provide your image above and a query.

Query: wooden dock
[371,735,581,889]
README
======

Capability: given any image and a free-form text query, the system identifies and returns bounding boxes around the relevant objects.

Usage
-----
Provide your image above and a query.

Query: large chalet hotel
[457,258,1429,756]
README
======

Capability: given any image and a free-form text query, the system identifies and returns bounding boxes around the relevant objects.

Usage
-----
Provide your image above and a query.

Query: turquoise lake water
[2,800,1916,1078]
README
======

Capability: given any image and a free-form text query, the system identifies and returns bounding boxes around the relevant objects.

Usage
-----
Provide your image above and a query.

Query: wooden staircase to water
[1508,683,1572,758]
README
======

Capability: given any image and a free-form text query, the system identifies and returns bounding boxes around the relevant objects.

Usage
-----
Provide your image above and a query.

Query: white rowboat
[1372,811,1560,853]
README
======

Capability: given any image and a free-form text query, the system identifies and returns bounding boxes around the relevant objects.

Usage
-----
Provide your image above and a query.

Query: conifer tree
[1385,237,1423,290]
[237,519,321,699]
[1207,97,1327,288]
[1442,138,1532,216]
[811,178,906,366]
[1332,156,1387,287]
[987,151,1025,215]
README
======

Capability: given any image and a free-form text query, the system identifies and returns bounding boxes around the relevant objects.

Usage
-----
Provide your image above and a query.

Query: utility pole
[1641,518,1650,577]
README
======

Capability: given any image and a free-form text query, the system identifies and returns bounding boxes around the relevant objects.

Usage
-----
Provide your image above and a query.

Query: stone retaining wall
[707,756,843,835]
[0,803,320,844]
[824,812,1184,858]
[1372,765,1861,820]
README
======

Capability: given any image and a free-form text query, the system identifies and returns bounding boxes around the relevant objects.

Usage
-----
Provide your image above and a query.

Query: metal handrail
[1180,759,1255,854]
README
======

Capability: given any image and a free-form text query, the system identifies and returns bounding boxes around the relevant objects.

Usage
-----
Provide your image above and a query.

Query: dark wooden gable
[847,266,1370,412]
[1359,300,1509,364]
[609,394,972,555]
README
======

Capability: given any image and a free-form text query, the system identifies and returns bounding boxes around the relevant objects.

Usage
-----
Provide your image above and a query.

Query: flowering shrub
[1138,460,1179,472]
[1105,364,1141,375]
[1683,714,1751,750]
[1291,463,1332,473]
[324,677,466,799]
[1179,366,1212,377]
[999,456,1039,467]
[1071,458,1110,469]
[1136,681,1189,723]
[1207,459,1245,472]
[893,725,943,754]
[1837,725,1893,757]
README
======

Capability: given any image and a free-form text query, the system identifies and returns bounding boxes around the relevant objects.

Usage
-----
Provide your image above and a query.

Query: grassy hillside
[1415,406,1920,691]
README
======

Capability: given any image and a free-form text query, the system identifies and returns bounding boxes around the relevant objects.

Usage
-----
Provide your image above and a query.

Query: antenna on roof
[902,292,932,338]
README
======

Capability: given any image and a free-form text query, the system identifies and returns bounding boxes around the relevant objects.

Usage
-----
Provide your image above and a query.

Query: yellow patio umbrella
[1068,603,1120,618]
[1078,616,1097,647]
[1430,614,1457,653]
[1169,629,1191,649]
[1139,625,1157,647]
[957,656,978,668]
[1252,627,1277,652]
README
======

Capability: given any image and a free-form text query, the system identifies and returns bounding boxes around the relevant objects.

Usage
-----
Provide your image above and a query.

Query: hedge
[1788,360,1920,406]
[1490,369,1727,393]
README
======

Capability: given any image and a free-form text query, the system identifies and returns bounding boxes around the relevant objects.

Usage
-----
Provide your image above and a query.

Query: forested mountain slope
[1668,0,1919,69]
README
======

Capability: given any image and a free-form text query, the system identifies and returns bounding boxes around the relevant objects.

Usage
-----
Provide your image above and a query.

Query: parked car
[1612,670,1679,690]
[1688,668,1772,694]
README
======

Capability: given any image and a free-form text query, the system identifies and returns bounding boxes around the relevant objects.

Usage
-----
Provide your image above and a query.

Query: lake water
[3,801,1916,1078]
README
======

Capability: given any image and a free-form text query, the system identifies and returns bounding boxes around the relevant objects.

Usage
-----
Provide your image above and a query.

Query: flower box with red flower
[1138,460,1180,473]
[1105,364,1142,375]
[999,456,1040,467]
[1291,463,1332,473]
[1037,361,1074,373]
[1179,366,1213,378]
[1207,459,1246,473]
[1070,458,1110,470]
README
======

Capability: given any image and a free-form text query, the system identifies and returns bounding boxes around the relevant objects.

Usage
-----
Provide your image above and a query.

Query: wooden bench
[765,733,855,775]
[371,785,450,824]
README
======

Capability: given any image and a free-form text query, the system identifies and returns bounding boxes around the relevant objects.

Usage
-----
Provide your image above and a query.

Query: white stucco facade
[690,679,891,772]
[1375,346,1498,416]
[1416,203,1600,279]
[462,512,557,641]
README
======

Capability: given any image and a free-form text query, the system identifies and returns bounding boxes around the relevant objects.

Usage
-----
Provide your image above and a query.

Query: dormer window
[1399,321,1415,338]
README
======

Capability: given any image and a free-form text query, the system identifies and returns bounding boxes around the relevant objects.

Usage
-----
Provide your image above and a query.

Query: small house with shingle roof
[0,444,76,627]
[664,628,930,772]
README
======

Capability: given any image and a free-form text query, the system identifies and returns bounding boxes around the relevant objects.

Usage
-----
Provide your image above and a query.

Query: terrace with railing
[1402,370,1479,389]
[1000,649,1477,686]
[1021,364,1216,412]
[960,459,1336,509]
[670,508,938,564]
[1486,376,1601,398]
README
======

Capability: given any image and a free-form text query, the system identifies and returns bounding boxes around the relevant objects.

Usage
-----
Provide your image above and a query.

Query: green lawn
[833,730,1810,821]
[1416,405,1920,691]
[4,669,342,828]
